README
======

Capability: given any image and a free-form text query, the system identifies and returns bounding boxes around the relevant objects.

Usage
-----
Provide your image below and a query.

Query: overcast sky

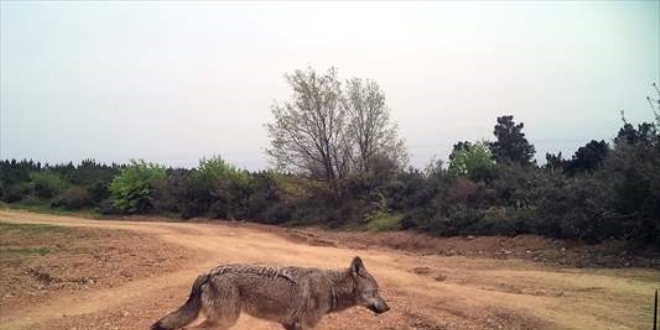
[1,1,658,169]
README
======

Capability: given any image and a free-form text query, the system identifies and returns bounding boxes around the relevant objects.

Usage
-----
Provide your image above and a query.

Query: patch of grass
[1,246,57,256]
[366,211,404,232]
[0,222,69,235]
[0,201,100,218]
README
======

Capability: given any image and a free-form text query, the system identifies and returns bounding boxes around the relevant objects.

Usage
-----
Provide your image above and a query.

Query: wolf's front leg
[299,313,325,330]
[281,323,299,330]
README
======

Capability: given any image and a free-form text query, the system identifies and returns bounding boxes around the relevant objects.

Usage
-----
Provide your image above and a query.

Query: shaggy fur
[151,257,389,330]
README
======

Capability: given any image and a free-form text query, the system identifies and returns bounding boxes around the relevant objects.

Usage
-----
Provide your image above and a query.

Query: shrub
[52,186,92,210]
[246,172,291,224]
[97,199,123,215]
[364,193,402,232]
[198,156,249,183]
[489,163,544,208]
[447,140,496,182]
[599,122,660,245]
[1,183,31,203]
[153,169,195,216]
[30,172,66,199]
[365,211,403,232]
[88,181,111,203]
[194,156,253,220]
[478,206,529,236]
[109,160,166,214]
[257,202,292,225]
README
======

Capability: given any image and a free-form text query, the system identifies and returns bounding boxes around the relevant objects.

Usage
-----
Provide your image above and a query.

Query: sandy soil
[0,210,658,330]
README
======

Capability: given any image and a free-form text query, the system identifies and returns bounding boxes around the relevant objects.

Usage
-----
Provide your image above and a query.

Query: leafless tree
[343,78,407,176]
[266,67,407,181]
[266,67,350,181]
[647,82,660,126]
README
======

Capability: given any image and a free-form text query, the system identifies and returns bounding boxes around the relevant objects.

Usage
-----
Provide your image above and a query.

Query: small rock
[434,275,447,282]
[411,267,431,275]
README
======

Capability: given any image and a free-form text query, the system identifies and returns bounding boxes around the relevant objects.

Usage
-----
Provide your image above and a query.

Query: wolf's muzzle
[369,303,390,314]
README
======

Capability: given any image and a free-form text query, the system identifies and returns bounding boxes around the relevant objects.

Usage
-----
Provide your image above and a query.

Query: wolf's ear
[350,256,365,275]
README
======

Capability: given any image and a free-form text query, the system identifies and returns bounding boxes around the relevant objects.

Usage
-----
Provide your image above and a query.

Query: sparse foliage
[647,82,660,126]
[344,78,408,176]
[266,67,348,181]
[266,67,406,181]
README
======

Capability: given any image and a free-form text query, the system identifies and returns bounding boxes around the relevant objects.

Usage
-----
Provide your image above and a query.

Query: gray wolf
[151,256,390,330]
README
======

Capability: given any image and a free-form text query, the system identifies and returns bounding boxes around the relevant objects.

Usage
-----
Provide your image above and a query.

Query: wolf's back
[151,274,208,330]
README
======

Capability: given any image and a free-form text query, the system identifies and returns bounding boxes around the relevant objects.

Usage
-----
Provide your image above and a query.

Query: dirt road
[1,210,657,330]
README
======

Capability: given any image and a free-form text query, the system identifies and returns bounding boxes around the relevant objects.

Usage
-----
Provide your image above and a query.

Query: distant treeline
[1,69,659,248]
[1,116,658,247]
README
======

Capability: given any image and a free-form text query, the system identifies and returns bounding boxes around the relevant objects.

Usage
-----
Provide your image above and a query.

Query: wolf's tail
[151,274,208,330]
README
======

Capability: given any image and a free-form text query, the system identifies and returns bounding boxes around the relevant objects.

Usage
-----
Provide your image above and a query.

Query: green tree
[198,156,249,183]
[489,115,536,165]
[544,152,566,172]
[30,171,66,199]
[197,156,252,220]
[565,140,610,175]
[109,159,165,213]
[447,141,495,180]
[448,141,472,161]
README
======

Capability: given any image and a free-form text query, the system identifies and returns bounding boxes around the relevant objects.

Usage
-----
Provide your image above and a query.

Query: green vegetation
[0,222,68,235]
[30,171,66,199]
[1,201,100,218]
[447,141,495,179]
[366,211,403,232]
[1,71,658,249]
[109,160,166,213]
[1,246,57,256]
[0,223,66,256]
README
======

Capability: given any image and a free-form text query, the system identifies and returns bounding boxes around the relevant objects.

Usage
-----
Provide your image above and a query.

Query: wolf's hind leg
[282,323,300,330]
[195,276,241,330]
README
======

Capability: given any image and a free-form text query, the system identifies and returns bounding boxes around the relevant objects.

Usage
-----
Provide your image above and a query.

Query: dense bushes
[30,172,66,199]
[1,117,658,248]
[52,186,92,210]
[0,159,120,207]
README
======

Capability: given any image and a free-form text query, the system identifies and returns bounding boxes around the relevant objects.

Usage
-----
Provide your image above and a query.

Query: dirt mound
[281,228,660,268]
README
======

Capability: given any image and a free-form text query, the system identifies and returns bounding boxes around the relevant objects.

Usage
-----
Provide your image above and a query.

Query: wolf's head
[349,256,390,315]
